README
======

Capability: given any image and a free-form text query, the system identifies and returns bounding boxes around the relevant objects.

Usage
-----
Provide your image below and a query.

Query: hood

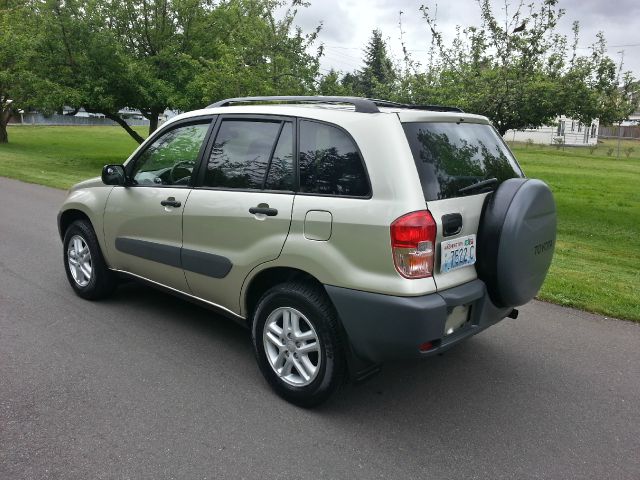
[69,176,103,192]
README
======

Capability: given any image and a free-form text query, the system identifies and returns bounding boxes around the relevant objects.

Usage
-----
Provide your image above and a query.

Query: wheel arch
[242,266,324,322]
[58,208,92,240]
[241,265,380,382]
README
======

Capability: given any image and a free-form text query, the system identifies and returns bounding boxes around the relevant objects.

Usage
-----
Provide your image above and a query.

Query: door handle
[249,206,278,217]
[161,197,181,208]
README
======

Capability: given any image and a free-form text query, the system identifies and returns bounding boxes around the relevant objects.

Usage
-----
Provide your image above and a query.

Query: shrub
[552,137,565,150]
[607,147,614,157]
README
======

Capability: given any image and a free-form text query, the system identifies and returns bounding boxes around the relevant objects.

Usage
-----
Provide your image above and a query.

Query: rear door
[103,119,213,291]
[181,116,295,313]
[401,119,524,291]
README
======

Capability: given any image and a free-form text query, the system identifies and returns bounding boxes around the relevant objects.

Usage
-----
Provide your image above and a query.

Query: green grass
[0,125,144,189]
[510,141,640,322]
[1,125,639,321]
[511,137,640,160]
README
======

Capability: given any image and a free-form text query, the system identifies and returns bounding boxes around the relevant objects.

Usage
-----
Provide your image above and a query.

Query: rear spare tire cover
[476,178,556,308]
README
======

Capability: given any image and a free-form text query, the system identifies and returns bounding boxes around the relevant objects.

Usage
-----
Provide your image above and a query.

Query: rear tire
[63,220,116,300]
[252,282,346,407]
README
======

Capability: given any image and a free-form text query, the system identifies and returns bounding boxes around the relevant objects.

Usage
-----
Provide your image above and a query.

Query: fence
[9,112,150,127]
[598,125,640,139]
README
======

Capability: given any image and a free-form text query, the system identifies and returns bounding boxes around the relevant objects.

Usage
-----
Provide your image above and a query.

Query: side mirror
[102,164,127,186]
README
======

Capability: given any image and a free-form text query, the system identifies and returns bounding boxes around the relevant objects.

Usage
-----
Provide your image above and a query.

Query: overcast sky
[288,0,640,78]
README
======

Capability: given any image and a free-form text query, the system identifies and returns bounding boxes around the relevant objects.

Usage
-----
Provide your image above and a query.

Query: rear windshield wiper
[458,177,498,194]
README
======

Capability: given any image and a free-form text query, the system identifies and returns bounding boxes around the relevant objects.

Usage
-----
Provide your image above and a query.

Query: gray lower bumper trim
[325,280,511,364]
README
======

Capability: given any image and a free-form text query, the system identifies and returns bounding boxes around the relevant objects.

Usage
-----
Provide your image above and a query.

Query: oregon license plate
[440,234,476,273]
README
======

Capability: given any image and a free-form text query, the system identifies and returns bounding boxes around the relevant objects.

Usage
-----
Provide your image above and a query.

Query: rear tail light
[390,210,437,279]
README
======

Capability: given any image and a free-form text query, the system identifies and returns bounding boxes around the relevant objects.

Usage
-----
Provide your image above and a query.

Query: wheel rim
[67,235,92,287]
[263,307,321,387]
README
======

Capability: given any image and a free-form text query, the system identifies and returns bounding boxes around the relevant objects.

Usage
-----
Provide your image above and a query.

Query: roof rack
[207,96,380,113]
[206,96,463,114]
[368,98,464,113]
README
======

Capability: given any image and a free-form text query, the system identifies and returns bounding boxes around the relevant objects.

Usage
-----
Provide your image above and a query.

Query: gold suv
[58,96,556,406]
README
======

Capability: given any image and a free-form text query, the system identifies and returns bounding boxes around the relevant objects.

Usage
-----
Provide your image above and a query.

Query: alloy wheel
[67,235,92,287]
[262,307,321,387]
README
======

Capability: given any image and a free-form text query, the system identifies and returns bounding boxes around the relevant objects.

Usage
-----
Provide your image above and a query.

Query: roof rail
[368,98,464,113]
[207,96,380,113]
[206,96,463,114]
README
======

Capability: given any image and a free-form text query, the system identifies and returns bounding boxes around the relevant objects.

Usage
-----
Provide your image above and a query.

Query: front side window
[298,121,369,197]
[204,120,293,190]
[131,122,210,186]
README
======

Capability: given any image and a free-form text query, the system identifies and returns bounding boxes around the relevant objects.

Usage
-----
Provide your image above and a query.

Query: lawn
[0,125,144,189]
[509,140,640,322]
[1,125,639,321]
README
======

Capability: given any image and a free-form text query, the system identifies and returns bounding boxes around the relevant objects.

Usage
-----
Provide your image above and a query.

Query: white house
[505,116,599,146]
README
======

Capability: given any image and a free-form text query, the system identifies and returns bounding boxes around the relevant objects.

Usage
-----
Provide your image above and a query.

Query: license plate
[440,234,476,273]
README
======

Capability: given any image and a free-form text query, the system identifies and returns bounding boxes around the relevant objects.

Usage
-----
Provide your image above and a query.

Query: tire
[251,282,346,407]
[476,178,556,308]
[63,219,117,300]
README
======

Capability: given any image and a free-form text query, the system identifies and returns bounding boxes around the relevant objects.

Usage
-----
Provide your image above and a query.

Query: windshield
[402,122,523,201]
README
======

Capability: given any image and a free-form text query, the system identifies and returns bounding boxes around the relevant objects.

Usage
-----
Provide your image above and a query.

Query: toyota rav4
[58,96,556,406]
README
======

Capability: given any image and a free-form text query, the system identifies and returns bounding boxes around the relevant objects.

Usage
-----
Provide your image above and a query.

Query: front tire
[252,282,346,407]
[63,220,116,300]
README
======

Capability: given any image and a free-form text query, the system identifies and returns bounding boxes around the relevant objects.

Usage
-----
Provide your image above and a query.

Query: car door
[103,118,214,291]
[182,116,296,313]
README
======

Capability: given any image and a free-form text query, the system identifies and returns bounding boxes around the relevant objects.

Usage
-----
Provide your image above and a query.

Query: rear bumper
[324,279,512,367]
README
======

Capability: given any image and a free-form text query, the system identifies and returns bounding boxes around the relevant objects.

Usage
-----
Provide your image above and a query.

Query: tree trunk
[102,112,145,144]
[147,109,160,137]
[0,121,8,144]
[0,107,10,144]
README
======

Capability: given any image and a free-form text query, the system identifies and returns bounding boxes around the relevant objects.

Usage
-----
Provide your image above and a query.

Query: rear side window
[299,121,370,197]
[204,120,293,190]
[402,122,523,201]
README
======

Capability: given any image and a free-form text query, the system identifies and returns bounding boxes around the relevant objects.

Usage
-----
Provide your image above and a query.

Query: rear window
[402,122,523,201]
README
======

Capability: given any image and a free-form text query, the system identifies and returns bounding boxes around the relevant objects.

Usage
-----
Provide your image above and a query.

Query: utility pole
[617,50,625,159]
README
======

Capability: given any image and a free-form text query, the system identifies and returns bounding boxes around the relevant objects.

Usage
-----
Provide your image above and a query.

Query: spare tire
[476,178,556,308]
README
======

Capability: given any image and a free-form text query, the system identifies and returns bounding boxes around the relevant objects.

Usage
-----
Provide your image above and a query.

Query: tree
[188,0,322,104]
[27,0,213,143]
[359,29,396,98]
[27,0,321,144]
[317,69,354,96]
[335,29,397,99]
[0,1,40,143]
[0,2,23,143]
[409,0,638,135]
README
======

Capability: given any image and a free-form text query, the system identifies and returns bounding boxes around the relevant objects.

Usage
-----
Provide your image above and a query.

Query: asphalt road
[1,176,639,480]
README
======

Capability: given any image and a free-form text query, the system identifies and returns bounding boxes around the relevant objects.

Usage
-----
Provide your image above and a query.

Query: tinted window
[402,122,523,201]
[204,120,282,189]
[265,122,295,190]
[299,121,369,197]
[131,122,210,186]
